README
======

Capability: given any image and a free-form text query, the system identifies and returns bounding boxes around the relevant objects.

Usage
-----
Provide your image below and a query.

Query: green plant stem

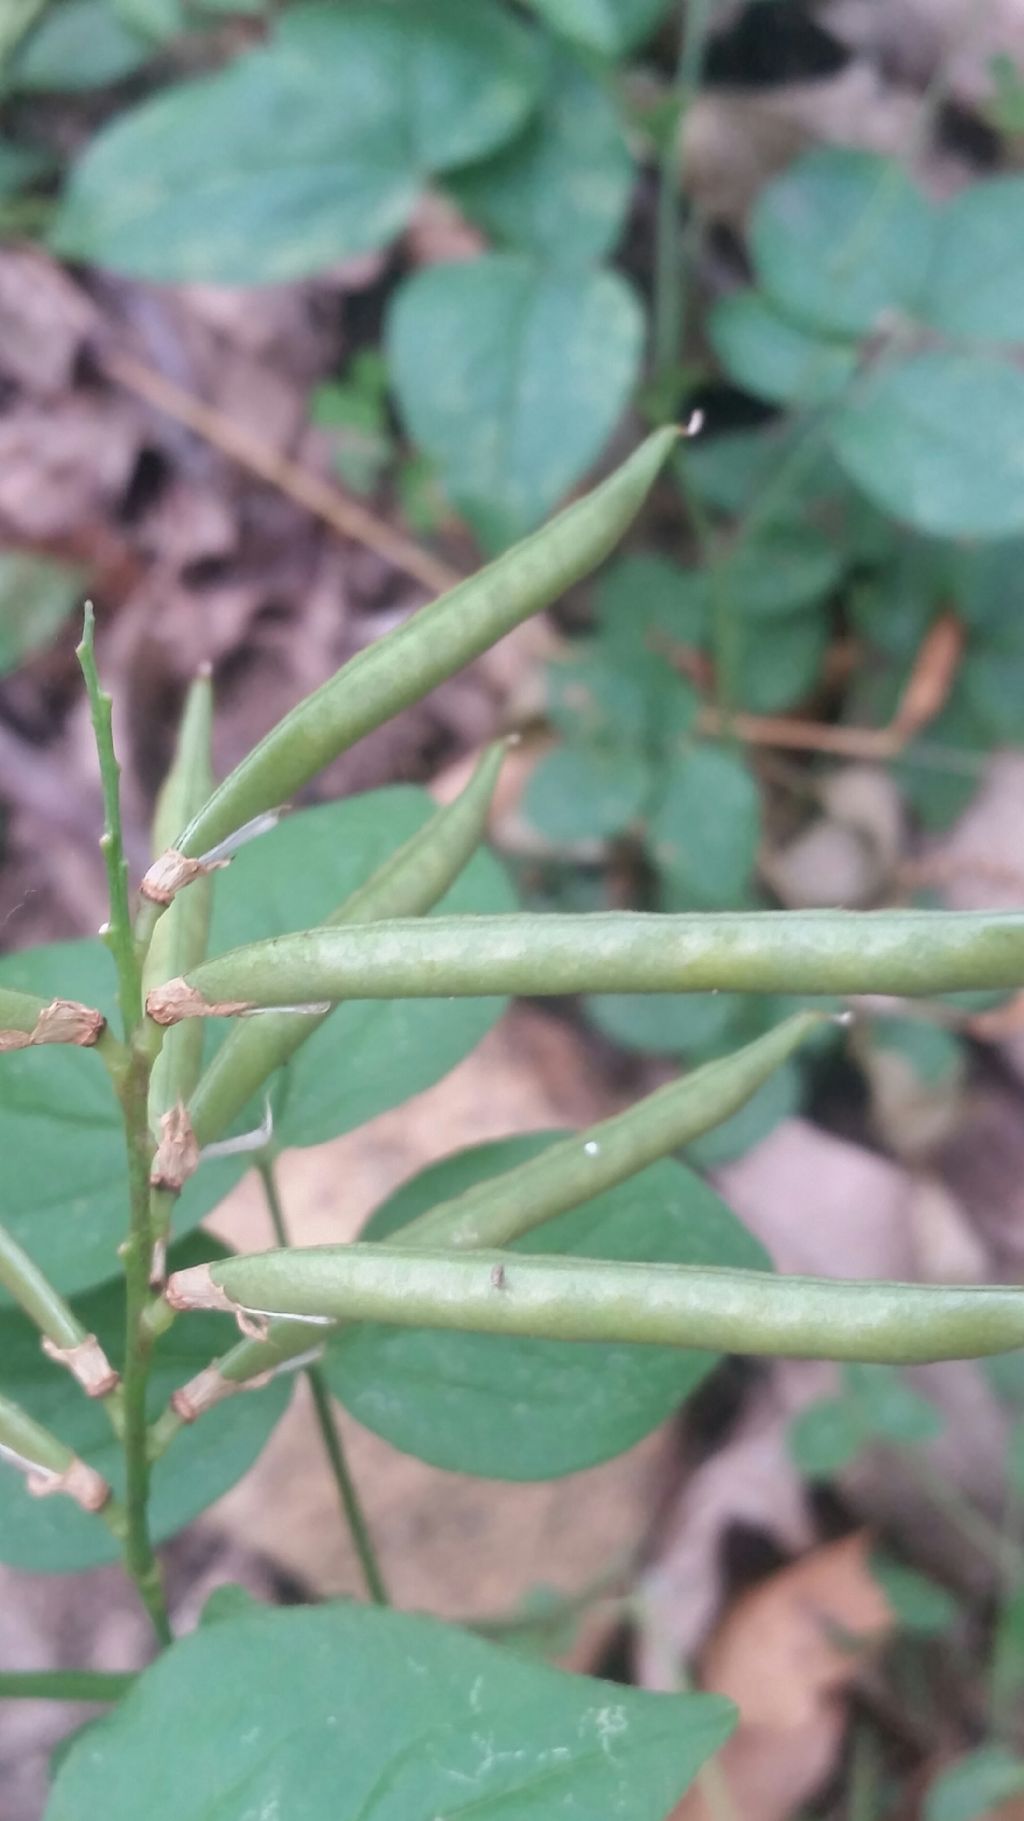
[256,1158,389,1607]
[652,0,714,397]
[0,1669,136,1703]
[172,1247,1024,1366]
[148,910,1024,1019]
[77,607,142,1039]
[77,607,170,1649]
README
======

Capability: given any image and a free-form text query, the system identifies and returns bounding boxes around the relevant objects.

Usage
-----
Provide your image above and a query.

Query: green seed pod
[0,988,104,1052]
[170,1248,1024,1367]
[154,1010,824,1425]
[144,672,215,1171]
[188,741,507,1151]
[146,909,1024,1026]
[147,429,677,874]
[404,1011,826,1251]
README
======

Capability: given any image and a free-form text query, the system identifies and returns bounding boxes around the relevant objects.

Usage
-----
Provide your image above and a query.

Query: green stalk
[651,0,715,400]
[147,910,1024,1024]
[144,673,216,1274]
[0,1669,136,1704]
[187,742,506,1150]
[169,1249,1024,1367]
[78,608,142,1039]
[155,430,677,867]
[148,1010,821,1437]
[257,1159,389,1607]
[77,610,170,1649]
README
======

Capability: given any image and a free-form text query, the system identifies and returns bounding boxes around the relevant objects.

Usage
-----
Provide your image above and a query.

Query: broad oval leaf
[751,148,935,337]
[830,351,1024,538]
[523,740,652,842]
[8,0,152,91]
[925,1747,1024,1821]
[649,746,760,908]
[709,288,857,406]
[524,0,675,56]
[450,41,634,264]
[387,253,644,547]
[325,1135,770,1480]
[46,1601,735,1821]
[0,1234,290,1573]
[54,0,542,282]
[924,175,1024,342]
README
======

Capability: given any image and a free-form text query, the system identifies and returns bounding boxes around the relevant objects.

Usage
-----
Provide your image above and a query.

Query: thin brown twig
[698,614,966,763]
[101,348,463,598]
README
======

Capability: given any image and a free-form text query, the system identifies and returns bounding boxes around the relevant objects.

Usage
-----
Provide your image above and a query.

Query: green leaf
[325,1136,769,1480]
[0,1234,290,1572]
[709,288,857,406]
[388,254,643,547]
[732,607,830,713]
[830,351,1024,538]
[545,640,687,747]
[586,989,743,1058]
[893,679,990,831]
[46,1602,735,1820]
[963,642,1024,744]
[595,552,709,647]
[451,41,633,264]
[925,176,1024,342]
[788,1396,866,1479]
[522,0,674,56]
[869,1553,957,1635]
[523,740,652,841]
[984,1350,1024,1405]
[0,136,52,196]
[751,147,935,337]
[843,1363,943,1445]
[674,522,841,625]
[953,535,1024,632]
[8,0,151,90]
[925,1747,1024,1821]
[54,0,542,282]
[681,422,847,517]
[992,1584,1024,1714]
[649,746,760,907]
[0,553,83,675]
[206,785,517,1151]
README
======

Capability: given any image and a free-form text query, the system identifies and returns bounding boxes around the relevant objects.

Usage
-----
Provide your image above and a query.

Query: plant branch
[77,605,170,1647]
[102,348,461,598]
[168,1248,1024,1366]
[256,1157,389,1606]
[145,910,1024,1020]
